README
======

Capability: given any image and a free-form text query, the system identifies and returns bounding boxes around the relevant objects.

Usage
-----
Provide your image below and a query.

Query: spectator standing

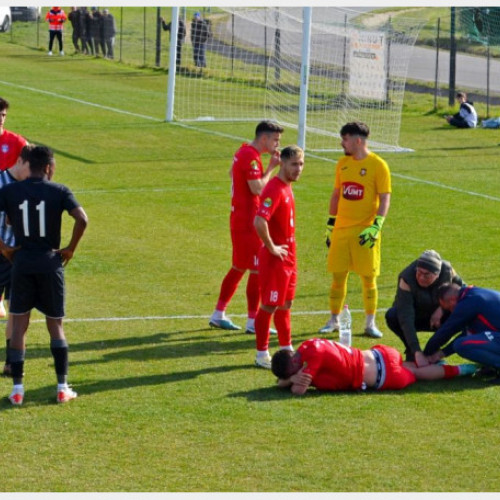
[160,15,186,70]
[190,12,209,68]
[385,250,464,366]
[68,7,81,53]
[445,92,478,128]
[102,9,116,59]
[253,146,305,369]
[90,7,104,56]
[319,121,391,339]
[46,6,67,56]
[0,146,88,405]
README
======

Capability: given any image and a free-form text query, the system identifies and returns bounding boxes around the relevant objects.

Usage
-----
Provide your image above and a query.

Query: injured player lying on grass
[271,338,477,395]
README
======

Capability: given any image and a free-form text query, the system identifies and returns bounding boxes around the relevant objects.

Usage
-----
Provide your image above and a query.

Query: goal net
[171,7,424,152]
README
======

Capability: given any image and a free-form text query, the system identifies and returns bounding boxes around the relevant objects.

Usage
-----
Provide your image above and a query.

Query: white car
[0,6,11,32]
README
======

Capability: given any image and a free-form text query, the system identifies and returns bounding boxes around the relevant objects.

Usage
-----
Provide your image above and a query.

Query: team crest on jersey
[250,160,259,171]
[1,145,8,153]
[263,197,273,207]
[342,182,364,200]
[359,168,367,176]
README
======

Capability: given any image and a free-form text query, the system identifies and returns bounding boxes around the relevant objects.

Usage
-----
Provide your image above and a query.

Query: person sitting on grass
[445,92,478,129]
[271,338,477,395]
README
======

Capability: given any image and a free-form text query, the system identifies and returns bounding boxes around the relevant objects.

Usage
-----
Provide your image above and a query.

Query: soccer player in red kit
[0,98,27,172]
[209,121,283,333]
[0,98,27,321]
[271,338,478,395]
[253,145,304,368]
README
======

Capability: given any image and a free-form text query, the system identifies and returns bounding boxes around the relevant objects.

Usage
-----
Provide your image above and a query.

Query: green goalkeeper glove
[325,215,336,248]
[359,215,385,248]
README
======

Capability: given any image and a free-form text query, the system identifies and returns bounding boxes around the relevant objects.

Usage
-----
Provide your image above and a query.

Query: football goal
[167,7,424,152]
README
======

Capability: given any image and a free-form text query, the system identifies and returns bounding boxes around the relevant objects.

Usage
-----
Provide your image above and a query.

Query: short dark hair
[28,145,54,175]
[19,144,35,163]
[281,145,303,161]
[438,283,460,301]
[340,121,370,138]
[0,98,9,112]
[456,92,467,100]
[271,350,295,379]
[255,120,284,138]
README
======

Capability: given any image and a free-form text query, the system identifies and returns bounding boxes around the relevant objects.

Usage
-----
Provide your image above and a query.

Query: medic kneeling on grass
[271,338,477,395]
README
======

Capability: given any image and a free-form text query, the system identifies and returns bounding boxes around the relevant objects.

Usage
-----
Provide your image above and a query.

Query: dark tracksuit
[424,286,500,368]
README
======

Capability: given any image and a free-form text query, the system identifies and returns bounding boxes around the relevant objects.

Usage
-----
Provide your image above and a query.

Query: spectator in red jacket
[46,7,67,56]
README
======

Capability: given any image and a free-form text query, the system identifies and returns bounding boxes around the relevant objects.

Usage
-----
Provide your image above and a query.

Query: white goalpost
[166,7,424,152]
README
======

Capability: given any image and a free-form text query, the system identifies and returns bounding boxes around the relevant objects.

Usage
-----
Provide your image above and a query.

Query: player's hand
[414,351,429,368]
[56,247,75,267]
[0,245,20,263]
[426,350,444,364]
[269,149,281,170]
[290,370,312,386]
[359,215,385,248]
[430,306,444,329]
[325,215,336,248]
[269,244,288,261]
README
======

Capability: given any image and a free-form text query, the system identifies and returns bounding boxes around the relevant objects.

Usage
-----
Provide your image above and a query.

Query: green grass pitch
[0,38,499,492]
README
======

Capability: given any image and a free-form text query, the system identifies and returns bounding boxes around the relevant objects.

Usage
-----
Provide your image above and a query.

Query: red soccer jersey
[0,130,26,171]
[256,176,296,268]
[230,143,264,232]
[298,339,365,391]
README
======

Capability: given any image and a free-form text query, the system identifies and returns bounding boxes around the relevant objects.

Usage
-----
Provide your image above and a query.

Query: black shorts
[10,267,65,318]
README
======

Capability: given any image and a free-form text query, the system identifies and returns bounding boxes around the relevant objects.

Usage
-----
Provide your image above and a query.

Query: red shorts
[372,344,416,390]
[231,229,262,271]
[259,250,296,307]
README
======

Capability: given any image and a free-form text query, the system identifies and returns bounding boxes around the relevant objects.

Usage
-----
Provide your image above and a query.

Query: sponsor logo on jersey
[342,182,364,200]
[263,197,273,207]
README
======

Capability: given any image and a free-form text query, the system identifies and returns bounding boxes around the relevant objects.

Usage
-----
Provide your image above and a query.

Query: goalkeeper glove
[325,215,336,248]
[359,215,385,248]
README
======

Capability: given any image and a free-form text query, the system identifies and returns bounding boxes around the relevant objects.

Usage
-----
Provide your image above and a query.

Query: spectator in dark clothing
[81,7,93,55]
[190,12,210,68]
[68,7,81,53]
[445,92,478,128]
[385,250,464,366]
[102,9,116,59]
[90,7,104,56]
[160,15,186,70]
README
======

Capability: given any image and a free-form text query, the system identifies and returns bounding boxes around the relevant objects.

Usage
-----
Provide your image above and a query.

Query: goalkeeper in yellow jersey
[320,122,391,339]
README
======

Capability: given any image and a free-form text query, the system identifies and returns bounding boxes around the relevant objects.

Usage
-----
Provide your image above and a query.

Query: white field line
[24,308,383,324]
[2,79,497,204]
[0,80,164,123]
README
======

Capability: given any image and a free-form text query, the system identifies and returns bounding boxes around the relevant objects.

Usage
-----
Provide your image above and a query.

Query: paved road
[219,7,500,94]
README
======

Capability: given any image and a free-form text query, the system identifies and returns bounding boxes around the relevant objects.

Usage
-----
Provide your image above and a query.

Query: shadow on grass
[228,375,490,402]
[22,327,251,360]
[0,363,244,410]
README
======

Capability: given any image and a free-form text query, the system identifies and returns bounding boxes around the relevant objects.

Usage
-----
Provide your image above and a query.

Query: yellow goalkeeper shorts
[327,225,381,276]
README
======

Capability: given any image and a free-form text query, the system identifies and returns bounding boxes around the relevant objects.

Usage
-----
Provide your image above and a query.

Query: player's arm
[325,188,340,247]
[57,206,88,266]
[0,237,19,263]
[254,215,288,260]
[247,151,281,196]
[290,369,313,396]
